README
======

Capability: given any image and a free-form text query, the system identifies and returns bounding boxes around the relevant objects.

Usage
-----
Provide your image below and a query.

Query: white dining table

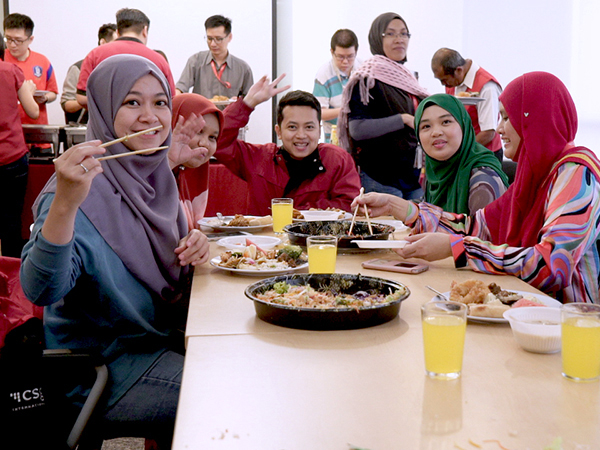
[172,227,600,450]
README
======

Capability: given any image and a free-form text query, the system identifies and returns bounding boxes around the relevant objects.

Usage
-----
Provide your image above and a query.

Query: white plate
[351,240,408,249]
[435,290,562,324]
[217,235,281,251]
[457,97,485,106]
[34,90,51,96]
[210,256,308,276]
[371,219,409,232]
[293,212,352,222]
[198,216,272,232]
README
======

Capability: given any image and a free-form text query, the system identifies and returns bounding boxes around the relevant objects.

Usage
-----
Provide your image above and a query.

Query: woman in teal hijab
[415,93,508,215]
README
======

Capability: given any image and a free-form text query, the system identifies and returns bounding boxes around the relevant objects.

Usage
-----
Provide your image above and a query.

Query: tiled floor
[101,438,145,450]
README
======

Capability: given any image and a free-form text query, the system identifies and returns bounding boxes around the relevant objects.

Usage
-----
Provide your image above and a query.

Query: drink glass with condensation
[307,236,337,274]
[561,303,600,382]
[421,301,467,379]
[271,198,293,234]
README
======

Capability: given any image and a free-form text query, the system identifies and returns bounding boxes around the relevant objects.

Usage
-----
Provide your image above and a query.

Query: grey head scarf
[368,12,409,63]
[41,54,188,302]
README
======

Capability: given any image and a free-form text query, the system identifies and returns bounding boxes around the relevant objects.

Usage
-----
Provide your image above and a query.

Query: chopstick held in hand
[348,187,364,236]
[97,146,169,161]
[99,125,163,148]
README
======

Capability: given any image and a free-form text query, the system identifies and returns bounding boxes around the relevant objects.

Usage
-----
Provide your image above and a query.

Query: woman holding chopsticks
[20,54,208,448]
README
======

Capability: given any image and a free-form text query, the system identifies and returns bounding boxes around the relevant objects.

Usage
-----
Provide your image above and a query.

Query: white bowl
[217,235,281,251]
[503,307,562,354]
[300,210,343,221]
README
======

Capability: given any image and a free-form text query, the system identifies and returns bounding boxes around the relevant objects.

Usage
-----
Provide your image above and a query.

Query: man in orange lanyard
[175,15,254,99]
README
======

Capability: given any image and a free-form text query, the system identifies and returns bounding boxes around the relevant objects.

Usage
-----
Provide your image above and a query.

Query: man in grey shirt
[175,15,253,99]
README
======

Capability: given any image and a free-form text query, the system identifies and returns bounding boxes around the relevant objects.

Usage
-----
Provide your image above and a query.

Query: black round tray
[245,273,410,330]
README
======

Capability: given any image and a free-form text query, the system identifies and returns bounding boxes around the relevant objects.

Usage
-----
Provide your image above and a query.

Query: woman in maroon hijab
[171,93,224,229]
[355,72,600,303]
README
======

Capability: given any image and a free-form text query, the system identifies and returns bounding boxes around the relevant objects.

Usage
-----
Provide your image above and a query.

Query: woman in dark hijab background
[338,12,429,200]
[20,54,208,448]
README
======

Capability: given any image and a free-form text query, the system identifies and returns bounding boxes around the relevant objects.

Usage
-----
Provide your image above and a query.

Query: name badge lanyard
[211,60,231,89]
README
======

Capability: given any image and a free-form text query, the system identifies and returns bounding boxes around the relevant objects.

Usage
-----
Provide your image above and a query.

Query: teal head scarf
[414,93,508,214]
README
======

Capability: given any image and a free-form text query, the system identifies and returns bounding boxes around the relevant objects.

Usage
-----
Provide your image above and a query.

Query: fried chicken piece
[449,279,491,304]
[226,214,250,227]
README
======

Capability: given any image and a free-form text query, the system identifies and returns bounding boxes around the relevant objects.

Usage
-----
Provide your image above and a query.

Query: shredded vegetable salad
[256,282,406,310]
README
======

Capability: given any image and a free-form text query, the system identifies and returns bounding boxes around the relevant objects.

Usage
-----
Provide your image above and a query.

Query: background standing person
[431,48,503,162]
[76,8,175,107]
[338,12,429,200]
[175,15,254,99]
[313,29,360,143]
[60,23,117,125]
[0,32,39,258]
[3,13,57,126]
[21,54,209,449]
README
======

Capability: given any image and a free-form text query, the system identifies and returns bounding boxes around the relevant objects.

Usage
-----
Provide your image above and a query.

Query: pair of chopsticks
[348,187,373,235]
[53,125,167,162]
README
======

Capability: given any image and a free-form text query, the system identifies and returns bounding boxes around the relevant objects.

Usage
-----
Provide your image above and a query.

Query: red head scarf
[484,71,600,247]
[171,94,223,229]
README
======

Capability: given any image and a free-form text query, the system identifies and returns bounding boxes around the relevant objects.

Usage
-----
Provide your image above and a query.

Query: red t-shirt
[0,61,29,165]
[77,38,176,96]
[4,50,58,125]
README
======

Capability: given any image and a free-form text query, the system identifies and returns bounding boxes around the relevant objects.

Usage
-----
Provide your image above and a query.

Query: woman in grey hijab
[21,54,208,448]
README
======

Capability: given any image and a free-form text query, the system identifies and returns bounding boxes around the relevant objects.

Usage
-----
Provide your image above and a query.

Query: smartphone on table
[361,258,429,274]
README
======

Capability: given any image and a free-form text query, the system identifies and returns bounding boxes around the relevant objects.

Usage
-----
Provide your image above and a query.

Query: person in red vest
[431,48,503,162]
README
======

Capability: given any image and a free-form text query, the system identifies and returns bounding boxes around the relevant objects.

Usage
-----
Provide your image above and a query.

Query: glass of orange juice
[307,236,337,274]
[561,303,600,382]
[271,198,293,234]
[421,301,467,380]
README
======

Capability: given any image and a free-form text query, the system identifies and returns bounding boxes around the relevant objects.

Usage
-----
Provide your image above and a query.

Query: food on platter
[449,280,547,318]
[254,280,406,310]
[211,95,229,102]
[292,207,346,220]
[216,243,307,271]
[248,216,273,226]
[449,279,491,304]
[456,91,480,97]
[227,214,250,227]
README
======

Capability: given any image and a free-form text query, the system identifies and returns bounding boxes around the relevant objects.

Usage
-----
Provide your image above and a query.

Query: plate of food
[210,244,308,276]
[198,214,272,232]
[209,95,236,106]
[456,94,485,106]
[245,273,410,330]
[435,279,562,324]
[217,235,281,251]
[292,208,352,222]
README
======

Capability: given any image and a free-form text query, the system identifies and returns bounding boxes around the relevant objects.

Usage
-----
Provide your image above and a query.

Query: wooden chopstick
[364,204,373,235]
[348,202,360,236]
[99,125,163,148]
[348,187,365,235]
[97,146,168,161]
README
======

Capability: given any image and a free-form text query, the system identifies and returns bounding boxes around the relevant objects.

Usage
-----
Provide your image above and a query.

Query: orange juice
[422,315,466,378]
[562,317,600,381]
[272,201,293,233]
[308,244,337,273]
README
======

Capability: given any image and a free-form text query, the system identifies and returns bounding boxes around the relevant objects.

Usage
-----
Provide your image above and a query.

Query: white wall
[8,0,600,149]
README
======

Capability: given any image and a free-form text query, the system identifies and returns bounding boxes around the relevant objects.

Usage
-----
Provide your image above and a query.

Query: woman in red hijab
[355,72,600,303]
[171,94,224,230]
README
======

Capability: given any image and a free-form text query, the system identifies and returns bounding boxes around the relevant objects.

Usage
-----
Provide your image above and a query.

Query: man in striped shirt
[313,29,360,143]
